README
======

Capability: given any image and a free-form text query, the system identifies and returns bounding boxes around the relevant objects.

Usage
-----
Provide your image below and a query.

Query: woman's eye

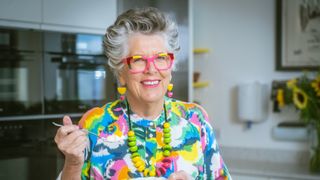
[157,55,168,61]
[132,58,144,63]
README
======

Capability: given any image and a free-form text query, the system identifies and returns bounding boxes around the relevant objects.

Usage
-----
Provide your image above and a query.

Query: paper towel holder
[237,82,268,128]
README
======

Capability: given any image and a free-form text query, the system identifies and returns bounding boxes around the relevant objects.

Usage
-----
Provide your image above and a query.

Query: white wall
[193,0,307,151]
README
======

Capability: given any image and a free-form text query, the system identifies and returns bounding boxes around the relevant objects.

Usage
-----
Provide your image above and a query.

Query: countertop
[225,158,320,180]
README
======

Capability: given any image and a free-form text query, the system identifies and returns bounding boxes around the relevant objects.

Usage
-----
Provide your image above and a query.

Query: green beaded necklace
[125,99,172,177]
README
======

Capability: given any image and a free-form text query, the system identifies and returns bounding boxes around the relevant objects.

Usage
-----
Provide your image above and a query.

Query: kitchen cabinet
[0,0,116,34]
[42,0,116,34]
[0,0,42,28]
[0,0,41,23]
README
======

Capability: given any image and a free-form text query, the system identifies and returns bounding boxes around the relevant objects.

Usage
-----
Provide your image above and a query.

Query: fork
[52,122,119,142]
[52,121,99,136]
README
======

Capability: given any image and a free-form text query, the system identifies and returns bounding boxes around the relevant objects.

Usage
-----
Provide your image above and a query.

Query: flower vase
[309,124,320,173]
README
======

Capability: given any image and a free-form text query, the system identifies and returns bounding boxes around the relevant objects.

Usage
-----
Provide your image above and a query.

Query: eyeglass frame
[122,52,174,74]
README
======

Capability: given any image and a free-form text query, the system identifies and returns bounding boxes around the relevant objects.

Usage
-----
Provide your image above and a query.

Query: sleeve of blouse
[78,107,104,179]
[197,105,232,180]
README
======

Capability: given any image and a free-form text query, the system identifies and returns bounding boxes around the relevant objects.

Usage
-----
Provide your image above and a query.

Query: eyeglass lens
[129,53,172,72]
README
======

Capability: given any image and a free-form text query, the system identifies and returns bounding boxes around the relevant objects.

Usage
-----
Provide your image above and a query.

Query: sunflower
[277,89,285,107]
[311,76,320,96]
[287,78,297,89]
[293,87,308,109]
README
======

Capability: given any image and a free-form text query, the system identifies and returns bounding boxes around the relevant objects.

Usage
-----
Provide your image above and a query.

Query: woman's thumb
[63,115,73,125]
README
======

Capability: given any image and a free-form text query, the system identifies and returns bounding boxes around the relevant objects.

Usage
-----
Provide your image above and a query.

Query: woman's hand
[54,116,88,168]
[168,170,192,180]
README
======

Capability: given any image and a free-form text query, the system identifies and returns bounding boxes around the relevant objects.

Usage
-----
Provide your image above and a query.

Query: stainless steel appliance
[0,28,117,180]
[0,119,62,180]
[0,29,43,116]
[43,32,117,114]
[0,28,117,118]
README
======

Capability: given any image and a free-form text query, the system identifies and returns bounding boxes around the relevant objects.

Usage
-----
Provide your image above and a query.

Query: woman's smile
[141,79,161,88]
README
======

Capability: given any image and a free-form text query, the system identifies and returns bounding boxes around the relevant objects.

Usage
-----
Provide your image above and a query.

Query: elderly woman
[54,7,231,180]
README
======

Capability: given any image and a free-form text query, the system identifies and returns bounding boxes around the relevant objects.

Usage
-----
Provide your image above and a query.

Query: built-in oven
[0,29,43,116]
[0,28,117,117]
[43,32,117,114]
[0,28,117,180]
[0,119,64,180]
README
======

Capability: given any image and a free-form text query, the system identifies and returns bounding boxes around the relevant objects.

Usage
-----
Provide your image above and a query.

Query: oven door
[43,54,116,114]
[0,119,63,180]
[0,51,42,116]
[0,28,43,117]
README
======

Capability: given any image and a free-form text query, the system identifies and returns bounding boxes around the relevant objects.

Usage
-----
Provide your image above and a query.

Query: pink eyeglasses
[122,52,174,74]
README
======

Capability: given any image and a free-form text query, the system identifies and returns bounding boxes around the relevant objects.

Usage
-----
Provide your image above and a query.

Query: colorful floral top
[78,97,231,180]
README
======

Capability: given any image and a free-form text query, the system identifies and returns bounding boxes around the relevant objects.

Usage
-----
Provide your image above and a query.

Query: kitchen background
[0,0,319,180]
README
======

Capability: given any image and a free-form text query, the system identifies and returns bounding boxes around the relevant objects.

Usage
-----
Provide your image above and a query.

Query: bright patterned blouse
[78,97,231,180]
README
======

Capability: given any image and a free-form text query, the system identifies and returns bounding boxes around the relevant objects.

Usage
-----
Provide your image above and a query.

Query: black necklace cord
[163,103,168,123]
[125,99,168,130]
[125,99,132,130]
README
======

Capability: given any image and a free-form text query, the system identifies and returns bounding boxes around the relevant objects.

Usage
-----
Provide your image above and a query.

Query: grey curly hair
[103,7,180,78]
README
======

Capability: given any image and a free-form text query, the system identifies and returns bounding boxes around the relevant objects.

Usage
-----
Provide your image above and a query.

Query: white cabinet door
[42,0,116,33]
[232,174,269,180]
[0,0,41,22]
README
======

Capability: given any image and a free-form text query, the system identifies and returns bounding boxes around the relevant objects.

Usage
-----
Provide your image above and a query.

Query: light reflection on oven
[43,32,117,114]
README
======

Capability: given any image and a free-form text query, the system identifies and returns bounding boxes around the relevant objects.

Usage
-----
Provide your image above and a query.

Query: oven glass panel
[0,29,42,116]
[43,32,116,114]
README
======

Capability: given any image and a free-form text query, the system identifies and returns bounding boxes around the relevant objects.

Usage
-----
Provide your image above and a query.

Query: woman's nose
[144,59,157,73]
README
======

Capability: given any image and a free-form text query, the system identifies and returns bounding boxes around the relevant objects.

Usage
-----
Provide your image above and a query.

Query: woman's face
[119,33,172,104]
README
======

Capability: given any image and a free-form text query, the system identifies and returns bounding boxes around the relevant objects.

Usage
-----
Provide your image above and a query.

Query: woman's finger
[63,140,88,164]
[66,135,88,151]
[62,129,86,144]
[59,136,88,167]
[57,130,87,151]
[55,125,79,140]
[54,126,79,147]
[54,116,78,142]
[63,115,73,125]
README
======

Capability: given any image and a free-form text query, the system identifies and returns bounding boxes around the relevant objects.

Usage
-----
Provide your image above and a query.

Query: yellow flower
[287,78,297,89]
[293,87,308,109]
[276,89,285,107]
[311,76,320,96]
